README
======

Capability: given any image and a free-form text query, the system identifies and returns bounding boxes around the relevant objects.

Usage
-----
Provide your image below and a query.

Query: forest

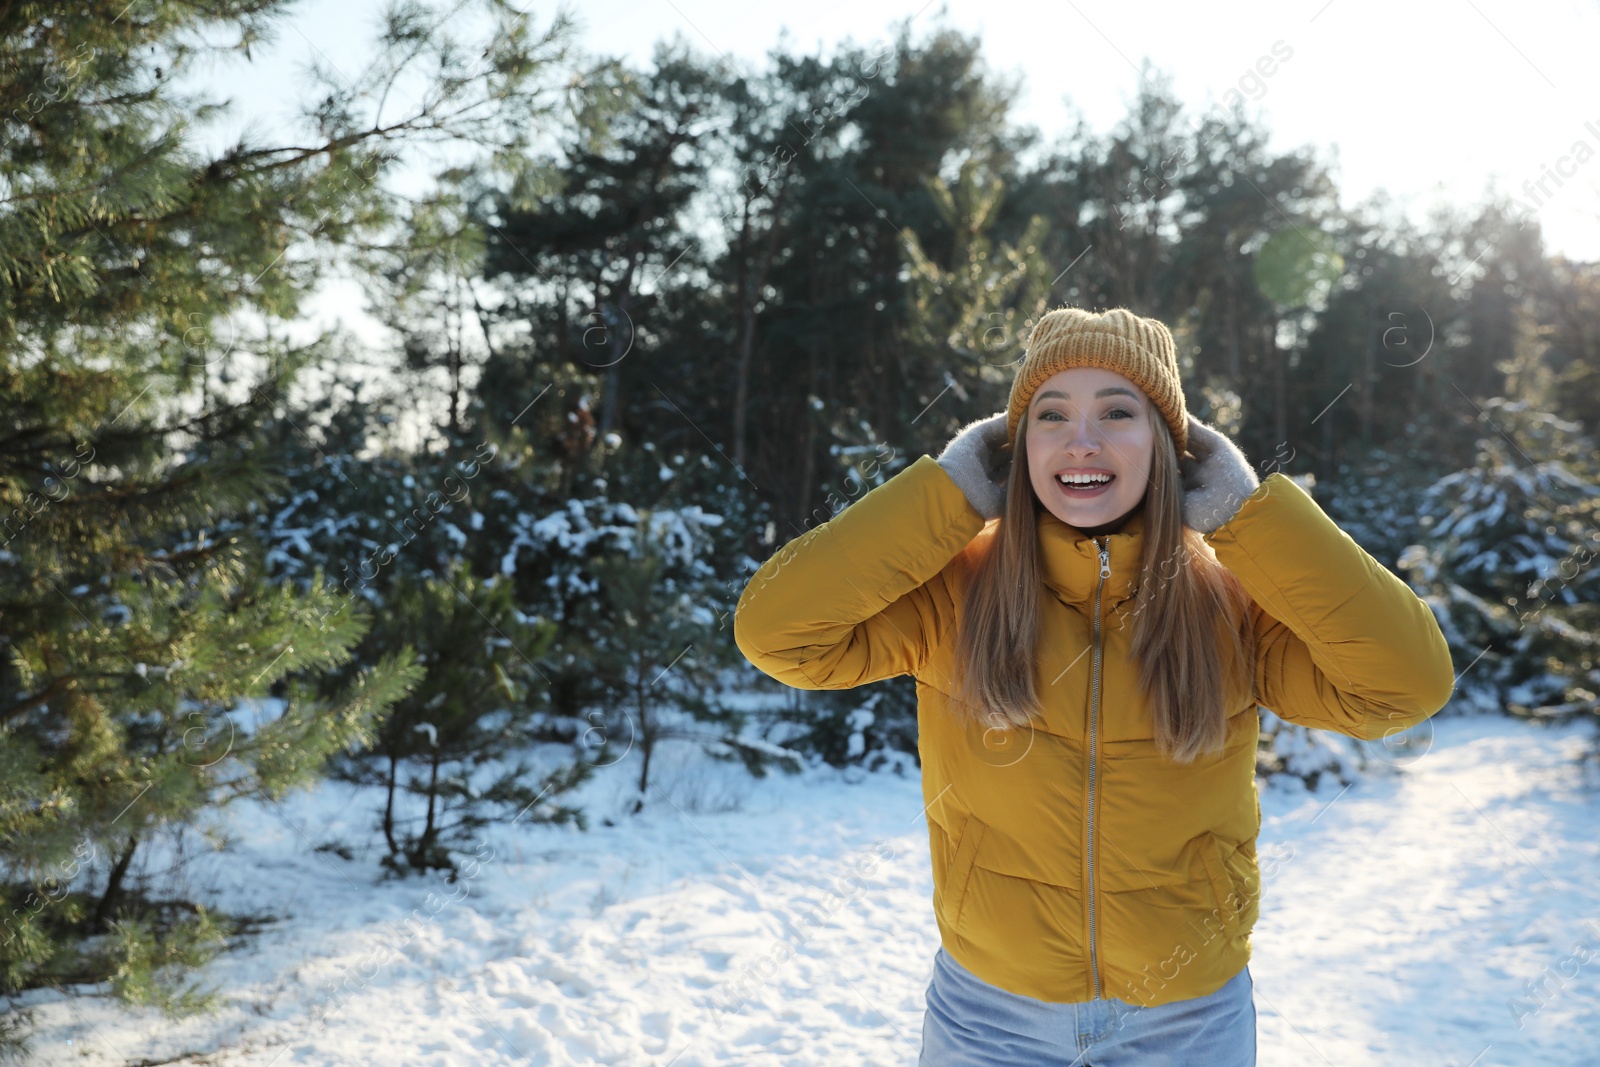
[1,0,1597,1055]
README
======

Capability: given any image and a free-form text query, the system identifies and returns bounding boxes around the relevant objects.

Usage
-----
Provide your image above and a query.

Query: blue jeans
[919,947,1256,1066]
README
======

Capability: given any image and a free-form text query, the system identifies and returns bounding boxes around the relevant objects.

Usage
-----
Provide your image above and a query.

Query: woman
[733,306,1455,1066]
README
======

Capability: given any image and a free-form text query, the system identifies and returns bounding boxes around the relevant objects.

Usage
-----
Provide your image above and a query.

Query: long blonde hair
[949,404,1257,763]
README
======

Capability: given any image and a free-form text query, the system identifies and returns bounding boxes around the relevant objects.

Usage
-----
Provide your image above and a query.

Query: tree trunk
[447,274,465,440]
[631,669,653,814]
[93,833,139,929]
[598,251,643,436]
[560,278,571,367]
[1226,269,1241,381]
[383,754,399,857]
[1272,318,1287,450]
[797,307,820,528]
[733,184,788,470]
[1321,381,1335,480]
[1362,292,1376,449]
[424,749,440,849]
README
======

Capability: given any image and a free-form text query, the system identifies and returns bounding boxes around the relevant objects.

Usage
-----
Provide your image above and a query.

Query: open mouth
[1055,472,1115,498]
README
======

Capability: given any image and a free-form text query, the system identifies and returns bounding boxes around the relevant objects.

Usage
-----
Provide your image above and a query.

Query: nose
[1062,411,1102,455]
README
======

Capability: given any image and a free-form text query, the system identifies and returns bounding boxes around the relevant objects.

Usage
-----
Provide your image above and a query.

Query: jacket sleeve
[734,454,987,691]
[1202,472,1456,741]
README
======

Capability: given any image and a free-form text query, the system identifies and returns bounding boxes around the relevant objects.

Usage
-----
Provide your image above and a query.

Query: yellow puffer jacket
[734,455,1455,1007]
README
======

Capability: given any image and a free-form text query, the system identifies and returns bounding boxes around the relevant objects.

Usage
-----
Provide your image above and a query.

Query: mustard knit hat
[1005,306,1188,454]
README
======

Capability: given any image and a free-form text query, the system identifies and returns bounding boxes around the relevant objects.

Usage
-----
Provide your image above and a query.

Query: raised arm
[1203,472,1457,740]
[733,455,987,692]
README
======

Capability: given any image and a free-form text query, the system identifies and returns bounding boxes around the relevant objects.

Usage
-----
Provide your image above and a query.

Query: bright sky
[590,0,1600,258]
[192,0,1600,344]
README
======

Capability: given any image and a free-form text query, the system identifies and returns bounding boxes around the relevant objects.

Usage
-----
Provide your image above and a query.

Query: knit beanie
[1005,306,1189,455]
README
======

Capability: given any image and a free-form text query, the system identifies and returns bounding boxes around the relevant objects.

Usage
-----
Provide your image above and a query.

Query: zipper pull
[1097,540,1111,579]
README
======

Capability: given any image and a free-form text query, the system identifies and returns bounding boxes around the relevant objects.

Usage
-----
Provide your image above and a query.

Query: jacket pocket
[1196,832,1239,939]
[941,813,988,929]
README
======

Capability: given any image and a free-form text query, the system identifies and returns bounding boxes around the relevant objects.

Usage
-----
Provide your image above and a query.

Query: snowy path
[21,715,1600,1066]
[1250,716,1600,1066]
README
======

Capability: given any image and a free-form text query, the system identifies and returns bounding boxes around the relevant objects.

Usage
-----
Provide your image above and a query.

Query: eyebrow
[1032,387,1142,404]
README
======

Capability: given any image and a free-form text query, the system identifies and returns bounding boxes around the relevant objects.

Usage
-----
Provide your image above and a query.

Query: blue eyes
[1037,407,1134,421]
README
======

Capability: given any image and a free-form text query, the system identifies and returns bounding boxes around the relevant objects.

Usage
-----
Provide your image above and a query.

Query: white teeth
[1058,473,1112,486]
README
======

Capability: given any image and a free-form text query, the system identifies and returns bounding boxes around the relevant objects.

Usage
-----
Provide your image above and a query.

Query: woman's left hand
[1179,415,1260,534]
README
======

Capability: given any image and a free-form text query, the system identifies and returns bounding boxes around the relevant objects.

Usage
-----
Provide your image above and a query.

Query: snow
[497,498,722,584]
[17,715,1600,1065]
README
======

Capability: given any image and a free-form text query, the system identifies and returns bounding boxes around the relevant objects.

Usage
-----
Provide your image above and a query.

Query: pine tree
[581,512,798,815]
[251,371,604,874]
[1396,399,1600,723]
[326,561,582,876]
[0,0,581,1040]
[900,154,1053,426]
[481,39,712,440]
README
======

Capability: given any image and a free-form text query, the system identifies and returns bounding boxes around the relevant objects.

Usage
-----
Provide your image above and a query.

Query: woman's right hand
[935,412,1013,520]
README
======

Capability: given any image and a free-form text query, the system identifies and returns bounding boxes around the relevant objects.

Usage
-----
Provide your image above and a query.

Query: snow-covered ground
[18,714,1600,1066]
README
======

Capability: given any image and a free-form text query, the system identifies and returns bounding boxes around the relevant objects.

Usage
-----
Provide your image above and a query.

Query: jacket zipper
[1086,537,1110,1000]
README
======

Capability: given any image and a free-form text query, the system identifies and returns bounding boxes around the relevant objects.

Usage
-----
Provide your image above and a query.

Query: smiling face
[1025,367,1156,535]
